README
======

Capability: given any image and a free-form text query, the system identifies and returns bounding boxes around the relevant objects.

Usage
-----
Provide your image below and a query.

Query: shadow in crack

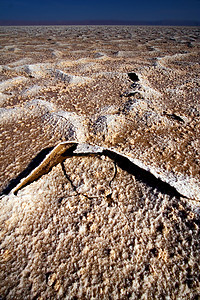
[128,72,139,82]
[103,149,183,199]
[1,147,54,195]
[1,143,185,199]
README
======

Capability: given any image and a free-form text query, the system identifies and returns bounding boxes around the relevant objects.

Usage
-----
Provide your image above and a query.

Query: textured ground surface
[0,26,200,299]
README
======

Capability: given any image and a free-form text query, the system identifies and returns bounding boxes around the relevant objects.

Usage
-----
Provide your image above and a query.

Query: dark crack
[1,144,77,196]
[121,91,141,98]
[108,160,117,188]
[128,72,139,82]
[61,161,79,195]
[61,161,99,200]
[104,160,118,207]
[1,143,193,200]
[103,149,184,199]
[1,147,54,195]
[163,112,185,123]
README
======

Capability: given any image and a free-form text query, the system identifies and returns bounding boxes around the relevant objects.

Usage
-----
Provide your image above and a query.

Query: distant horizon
[1,0,199,28]
[0,19,200,26]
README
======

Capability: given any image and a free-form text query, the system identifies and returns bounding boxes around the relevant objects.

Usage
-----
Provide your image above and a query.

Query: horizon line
[0,19,200,26]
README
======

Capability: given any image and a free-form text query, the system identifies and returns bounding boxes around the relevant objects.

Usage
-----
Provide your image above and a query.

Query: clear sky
[0,0,200,23]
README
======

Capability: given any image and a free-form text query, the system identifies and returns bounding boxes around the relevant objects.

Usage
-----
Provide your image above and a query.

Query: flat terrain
[0,26,200,299]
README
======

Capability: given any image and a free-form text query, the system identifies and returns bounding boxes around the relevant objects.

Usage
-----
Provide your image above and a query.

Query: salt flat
[0,26,199,299]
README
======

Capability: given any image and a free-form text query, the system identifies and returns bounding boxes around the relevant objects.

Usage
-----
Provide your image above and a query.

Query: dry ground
[0,26,200,299]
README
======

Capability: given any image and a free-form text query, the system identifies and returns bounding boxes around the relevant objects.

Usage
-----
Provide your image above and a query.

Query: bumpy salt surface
[0,25,200,299]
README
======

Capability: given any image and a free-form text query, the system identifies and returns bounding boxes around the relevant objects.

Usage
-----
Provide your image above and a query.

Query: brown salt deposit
[0,25,200,299]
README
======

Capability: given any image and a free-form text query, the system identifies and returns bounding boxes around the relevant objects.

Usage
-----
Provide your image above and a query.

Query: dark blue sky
[0,0,200,23]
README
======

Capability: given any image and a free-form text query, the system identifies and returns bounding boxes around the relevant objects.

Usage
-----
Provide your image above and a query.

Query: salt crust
[0,154,199,299]
[0,76,28,92]
[1,98,199,200]
[0,25,200,299]
[11,141,200,201]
